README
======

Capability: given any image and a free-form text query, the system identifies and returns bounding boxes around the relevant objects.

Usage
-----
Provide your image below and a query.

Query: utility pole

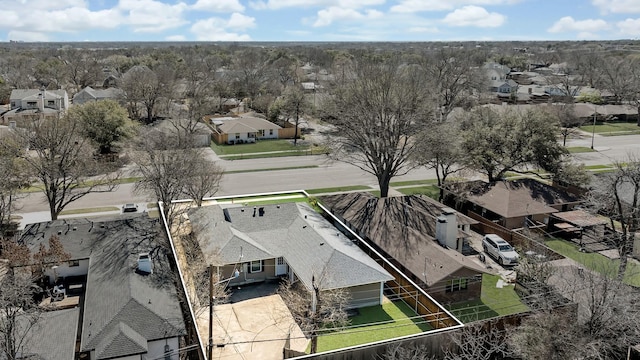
[208,264,213,360]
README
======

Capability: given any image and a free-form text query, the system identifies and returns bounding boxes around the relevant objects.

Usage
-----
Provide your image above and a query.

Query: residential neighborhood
[1,39,640,360]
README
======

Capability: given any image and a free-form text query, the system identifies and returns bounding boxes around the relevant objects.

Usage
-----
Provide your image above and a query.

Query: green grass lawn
[397,185,440,200]
[447,274,529,323]
[305,185,371,194]
[210,139,309,155]
[545,239,640,286]
[59,206,120,216]
[390,179,439,187]
[314,300,432,353]
[369,190,381,198]
[580,122,640,135]
[567,146,595,153]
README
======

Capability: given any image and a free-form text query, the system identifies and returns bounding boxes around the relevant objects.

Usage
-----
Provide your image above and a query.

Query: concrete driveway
[197,294,308,360]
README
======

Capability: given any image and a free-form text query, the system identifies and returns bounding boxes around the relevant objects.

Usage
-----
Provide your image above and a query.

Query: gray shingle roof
[10,89,66,101]
[188,203,393,291]
[95,322,147,359]
[17,308,79,360]
[20,215,186,359]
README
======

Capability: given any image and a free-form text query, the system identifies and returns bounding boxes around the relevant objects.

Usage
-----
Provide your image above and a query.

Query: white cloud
[0,7,121,33]
[391,0,520,13]
[617,18,640,36]
[166,34,187,41]
[191,0,245,12]
[250,0,384,10]
[313,6,383,27]
[6,30,50,42]
[442,6,505,27]
[592,0,640,14]
[227,12,257,29]
[407,26,439,33]
[118,0,189,32]
[190,14,255,40]
[547,16,609,33]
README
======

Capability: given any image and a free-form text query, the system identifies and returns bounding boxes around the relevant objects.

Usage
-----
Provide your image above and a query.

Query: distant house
[20,215,186,360]
[210,116,283,145]
[1,88,69,125]
[490,79,519,94]
[73,86,123,105]
[187,202,394,308]
[443,179,581,229]
[319,192,489,304]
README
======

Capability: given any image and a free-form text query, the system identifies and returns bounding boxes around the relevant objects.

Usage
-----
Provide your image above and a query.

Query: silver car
[482,234,519,266]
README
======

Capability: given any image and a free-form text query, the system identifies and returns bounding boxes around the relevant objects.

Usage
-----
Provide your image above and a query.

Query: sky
[1,0,639,42]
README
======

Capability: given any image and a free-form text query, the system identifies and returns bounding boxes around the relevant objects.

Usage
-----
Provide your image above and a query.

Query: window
[277,257,285,265]
[27,101,36,107]
[235,133,240,139]
[249,260,263,273]
[446,278,468,292]
[259,130,264,136]
[269,129,273,135]
[47,100,55,106]
[69,260,80,267]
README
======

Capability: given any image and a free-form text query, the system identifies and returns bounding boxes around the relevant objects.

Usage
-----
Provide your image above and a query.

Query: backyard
[446,274,529,323]
[313,300,432,353]
[545,238,640,286]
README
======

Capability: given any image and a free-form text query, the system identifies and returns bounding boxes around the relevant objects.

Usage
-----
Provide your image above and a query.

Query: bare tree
[508,309,581,360]
[133,130,223,224]
[0,145,28,235]
[0,271,42,360]
[420,48,485,121]
[413,121,464,200]
[325,55,430,197]
[443,320,509,360]
[278,276,350,354]
[279,86,308,145]
[5,115,120,220]
[588,157,640,279]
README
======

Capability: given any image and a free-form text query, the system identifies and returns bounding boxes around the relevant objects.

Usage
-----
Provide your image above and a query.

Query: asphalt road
[16,131,640,215]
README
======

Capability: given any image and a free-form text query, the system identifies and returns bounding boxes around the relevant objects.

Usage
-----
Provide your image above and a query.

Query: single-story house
[20,215,186,360]
[1,88,69,125]
[319,192,489,304]
[490,79,519,94]
[73,86,124,105]
[443,179,581,229]
[211,116,282,144]
[187,202,394,308]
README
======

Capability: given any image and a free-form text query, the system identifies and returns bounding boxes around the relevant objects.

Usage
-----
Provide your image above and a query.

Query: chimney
[137,253,153,274]
[435,208,459,252]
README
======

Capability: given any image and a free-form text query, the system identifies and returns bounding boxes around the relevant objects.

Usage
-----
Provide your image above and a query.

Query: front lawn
[580,122,640,135]
[567,146,595,153]
[397,185,440,200]
[545,239,640,286]
[210,139,309,155]
[314,300,432,353]
[306,185,371,194]
[447,274,529,323]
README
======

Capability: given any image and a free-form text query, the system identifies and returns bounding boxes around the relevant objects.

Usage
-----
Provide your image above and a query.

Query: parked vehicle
[122,203,138,213]
[482,234,519,266]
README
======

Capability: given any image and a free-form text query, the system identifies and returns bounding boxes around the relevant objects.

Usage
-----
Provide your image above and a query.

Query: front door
[275,257,287,276]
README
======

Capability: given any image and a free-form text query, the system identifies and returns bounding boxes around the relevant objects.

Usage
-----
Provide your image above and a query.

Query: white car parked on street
[482,234,520,266]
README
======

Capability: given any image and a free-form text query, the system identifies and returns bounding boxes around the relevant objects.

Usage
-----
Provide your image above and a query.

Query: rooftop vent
[258,207,265,217]
[137,253,153,274]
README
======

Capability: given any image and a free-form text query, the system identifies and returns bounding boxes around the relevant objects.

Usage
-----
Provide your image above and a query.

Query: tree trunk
[378,175,391,198]
[294,112,299,146]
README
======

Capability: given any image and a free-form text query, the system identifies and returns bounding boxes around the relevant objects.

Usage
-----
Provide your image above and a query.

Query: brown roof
[552,210,607,227]
[446,179,580,219]
[319,193,487,286]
